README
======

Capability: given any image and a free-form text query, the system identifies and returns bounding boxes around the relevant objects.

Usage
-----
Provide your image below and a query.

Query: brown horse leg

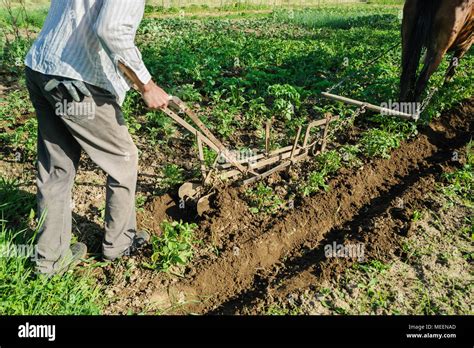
[444,47,470,84]
[413,50,445,102]
[400,0,420,102]
[444,50,462,84]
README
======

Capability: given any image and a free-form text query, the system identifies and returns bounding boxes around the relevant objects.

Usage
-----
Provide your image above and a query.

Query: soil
[101,98,472,315]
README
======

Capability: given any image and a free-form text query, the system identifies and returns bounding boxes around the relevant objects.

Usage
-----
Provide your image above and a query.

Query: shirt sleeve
[94,0,152,86]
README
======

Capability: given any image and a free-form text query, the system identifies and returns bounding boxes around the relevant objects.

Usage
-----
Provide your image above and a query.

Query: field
[0,2,473,315]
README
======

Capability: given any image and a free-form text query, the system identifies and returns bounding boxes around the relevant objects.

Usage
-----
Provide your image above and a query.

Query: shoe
[103,230,150,261]
[133,230,150,248]
[54,242,87,275]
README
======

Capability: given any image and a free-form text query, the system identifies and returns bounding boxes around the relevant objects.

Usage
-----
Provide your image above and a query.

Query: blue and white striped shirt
[25,0,152,105]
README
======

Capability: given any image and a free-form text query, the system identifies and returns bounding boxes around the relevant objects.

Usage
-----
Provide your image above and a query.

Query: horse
[400,0,473,102]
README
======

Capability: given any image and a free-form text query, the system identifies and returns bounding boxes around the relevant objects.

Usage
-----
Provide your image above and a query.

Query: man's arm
[94,0,169,109]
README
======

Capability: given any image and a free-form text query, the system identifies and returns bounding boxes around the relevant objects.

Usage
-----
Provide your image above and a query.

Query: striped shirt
[25,0,152,105]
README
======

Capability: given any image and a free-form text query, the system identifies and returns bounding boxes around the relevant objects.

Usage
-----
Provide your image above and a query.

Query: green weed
[316,150,341,174]
[161,164,184,188]
[411,210,423,222]
[246,183,283,214]
[354,259,390,274]
[267,84,301,121]
[144,220,198,273]
[266,304,301,316]
[300,150,341,197]
[339,144,363,168]
[146,111,177,145]
[360,129,401,159]
[136,194,147,213]
[300,170,329,197]
[442,142,473,202]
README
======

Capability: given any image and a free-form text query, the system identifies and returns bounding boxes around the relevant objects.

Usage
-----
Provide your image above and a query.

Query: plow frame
[164,97,339,214]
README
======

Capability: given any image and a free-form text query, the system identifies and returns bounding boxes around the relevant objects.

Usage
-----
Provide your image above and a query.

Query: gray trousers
[25,67,138,274]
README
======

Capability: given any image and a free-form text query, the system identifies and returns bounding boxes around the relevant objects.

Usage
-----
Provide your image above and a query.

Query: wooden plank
[303,116,340,148]
[265,119,271,155]
[320,113,332,153]
[242,151,312,186]
[308,116,340,128]
[198,114,343,171]
[243,161,291,185]
[169,97,250,174]
[216,145,295,170]
[302,123,312,149]
[161,108,220,153]
[322,92,419,120]
[196,132,207,181]
[219,147,306,180]
[290,126,302,161]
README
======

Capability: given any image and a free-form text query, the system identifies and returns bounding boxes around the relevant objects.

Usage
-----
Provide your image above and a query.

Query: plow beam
[322,92,419,121]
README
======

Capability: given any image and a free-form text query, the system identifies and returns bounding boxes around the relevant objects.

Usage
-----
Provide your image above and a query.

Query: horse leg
[444,50,462,84]
[444,45,471,84]
[413,49,445,102]
[400,0,420,102]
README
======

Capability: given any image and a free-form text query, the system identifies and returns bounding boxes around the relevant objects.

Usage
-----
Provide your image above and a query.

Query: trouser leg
[25,68,81,274]
[55,88,138,259]
[26,67,139,266]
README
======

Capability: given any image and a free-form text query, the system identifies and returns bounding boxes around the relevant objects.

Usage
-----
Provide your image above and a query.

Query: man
[25,0,169,275]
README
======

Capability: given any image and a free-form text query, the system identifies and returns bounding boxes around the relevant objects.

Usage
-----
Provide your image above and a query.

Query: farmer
[24,0,169,275]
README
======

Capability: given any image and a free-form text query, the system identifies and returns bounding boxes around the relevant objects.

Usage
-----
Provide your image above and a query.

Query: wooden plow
[163,96,339,215]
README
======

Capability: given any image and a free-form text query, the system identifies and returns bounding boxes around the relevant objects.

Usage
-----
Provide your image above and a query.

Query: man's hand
[118,62,169,110]
[141,80,169,110]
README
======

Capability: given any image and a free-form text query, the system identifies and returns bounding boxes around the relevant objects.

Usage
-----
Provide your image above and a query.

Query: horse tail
[400,0,442,101]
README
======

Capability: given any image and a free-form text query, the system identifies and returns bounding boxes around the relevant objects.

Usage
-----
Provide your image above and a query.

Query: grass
[0,229,104,314]
[0,88,37,161]
[0,177,105,315]
[272,5,401,29]
[0,177,35,224]
[0,3,47,29]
